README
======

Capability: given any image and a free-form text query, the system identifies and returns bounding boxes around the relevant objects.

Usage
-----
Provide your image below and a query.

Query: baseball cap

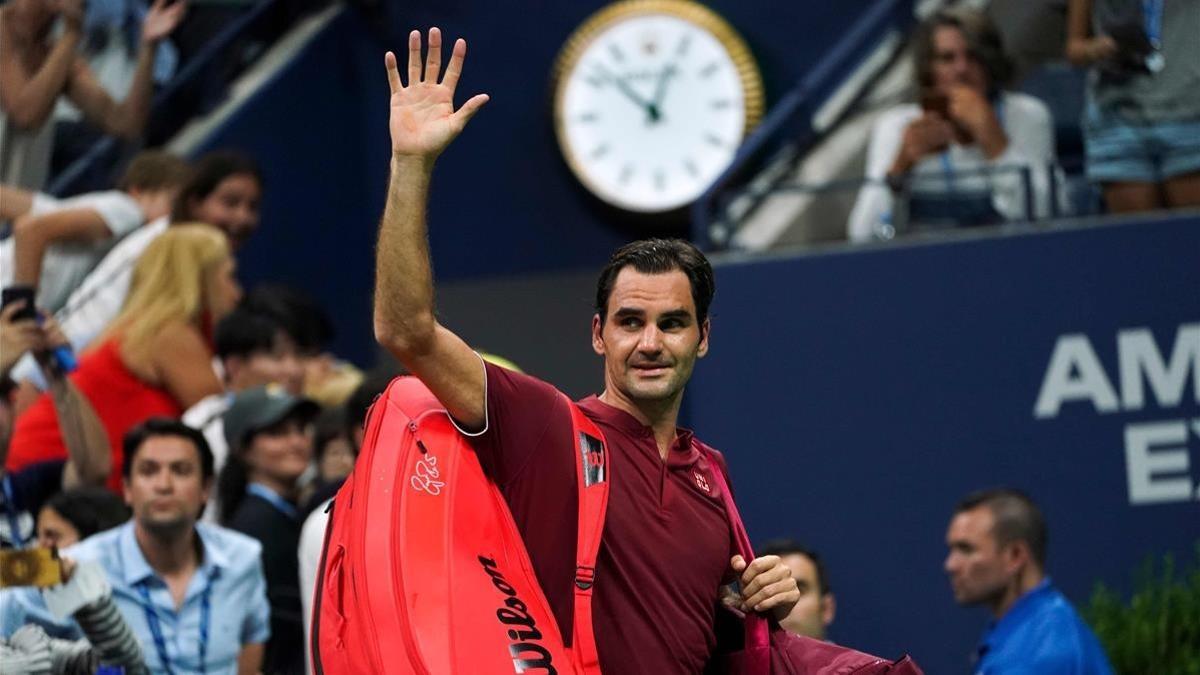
[224,384,320,453]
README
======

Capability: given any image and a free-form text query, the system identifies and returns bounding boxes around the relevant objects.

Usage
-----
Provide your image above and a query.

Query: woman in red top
[8,224,242,491]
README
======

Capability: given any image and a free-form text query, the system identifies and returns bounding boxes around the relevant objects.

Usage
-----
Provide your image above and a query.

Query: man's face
[944,507,1015,606]
[189,173,262,250]
[591,268,709,405]
[781,553,835,640]
[931,26,988,97]
[124,436,210,534]
[227,331,305,395]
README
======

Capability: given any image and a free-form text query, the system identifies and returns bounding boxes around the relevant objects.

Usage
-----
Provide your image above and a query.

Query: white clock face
[556,12,755,213]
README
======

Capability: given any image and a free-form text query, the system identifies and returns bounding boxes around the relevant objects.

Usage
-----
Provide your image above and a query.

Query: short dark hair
[242,285,334,355]
[170,150,263,223]
[594,238,715,324]
[955,488,1047,568]
[117,150,191,193]
[122,417,215,482]
[914,8,1013,96]
[214,307,286,360]
[43,487,131,539]
[759,538,832,594]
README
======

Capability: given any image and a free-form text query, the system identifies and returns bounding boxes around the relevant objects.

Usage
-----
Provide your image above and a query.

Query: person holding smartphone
[1,300,113,549]
[848,8,1065,241]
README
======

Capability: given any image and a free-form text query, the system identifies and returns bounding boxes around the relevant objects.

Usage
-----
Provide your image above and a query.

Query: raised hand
[386,28,490,160]
[142,0,188,45]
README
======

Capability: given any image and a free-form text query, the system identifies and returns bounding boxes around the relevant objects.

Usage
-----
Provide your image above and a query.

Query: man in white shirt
[848,8,1065,241]
[0,151,189,312]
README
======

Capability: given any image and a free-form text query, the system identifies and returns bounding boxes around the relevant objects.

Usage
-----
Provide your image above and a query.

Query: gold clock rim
[550,0,766,213]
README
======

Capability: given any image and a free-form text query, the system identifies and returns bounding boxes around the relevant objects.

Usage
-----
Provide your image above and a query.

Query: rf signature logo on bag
[411,455,444,496]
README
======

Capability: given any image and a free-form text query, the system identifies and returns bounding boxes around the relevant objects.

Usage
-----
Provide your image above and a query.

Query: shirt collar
[578,395,701,468]
[118,521,230,587]
[979,578,1055,650]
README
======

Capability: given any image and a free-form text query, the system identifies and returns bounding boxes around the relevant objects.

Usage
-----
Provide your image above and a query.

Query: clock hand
[593,64,654,114]
[647,64,677,124]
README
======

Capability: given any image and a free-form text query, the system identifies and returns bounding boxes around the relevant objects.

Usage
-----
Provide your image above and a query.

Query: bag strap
[566,397,609,675]
[703,450,771,675]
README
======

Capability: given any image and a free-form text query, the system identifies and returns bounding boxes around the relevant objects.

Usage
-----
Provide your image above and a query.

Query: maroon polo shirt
[468,362,733,674]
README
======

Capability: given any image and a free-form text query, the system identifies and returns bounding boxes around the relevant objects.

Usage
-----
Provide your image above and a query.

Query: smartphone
[1,286,37,321]
[0,547,63,588]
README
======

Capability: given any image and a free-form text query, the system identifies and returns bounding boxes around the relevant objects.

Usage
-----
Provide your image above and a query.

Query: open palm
[142,0,187,44]
[386,29,489,158]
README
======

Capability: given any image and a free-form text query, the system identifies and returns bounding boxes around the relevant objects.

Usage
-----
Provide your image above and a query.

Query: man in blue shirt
[944,488,1114,674]
[1,418,270,674]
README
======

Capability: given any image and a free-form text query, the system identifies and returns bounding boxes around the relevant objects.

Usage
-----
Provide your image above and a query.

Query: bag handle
[566,397,610,675]
[703,451,771,675]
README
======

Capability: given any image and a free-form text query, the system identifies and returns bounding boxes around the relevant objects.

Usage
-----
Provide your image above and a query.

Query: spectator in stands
[5,150,261,403]
[0,0,186,190]
[51,0,180,176]
[758,538,837,640]
[945,488,1114,674]
[1,418,271,672]
[313,407,355,488]
[0,150,190,313]
[6,225,242,494]
[848,8,1062,241]
[2,305,113,548]
[219,385,318,675]
[1066,0,1200,212]
[37,486,131,549]
[240,284,343,403]
[183,305,305,521]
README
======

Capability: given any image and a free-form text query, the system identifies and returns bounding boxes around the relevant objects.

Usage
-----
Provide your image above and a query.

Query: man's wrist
[391,153,437,174]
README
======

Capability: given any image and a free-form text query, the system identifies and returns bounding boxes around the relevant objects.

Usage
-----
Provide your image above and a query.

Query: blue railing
[48,0,293,197]
[690,0,916,250]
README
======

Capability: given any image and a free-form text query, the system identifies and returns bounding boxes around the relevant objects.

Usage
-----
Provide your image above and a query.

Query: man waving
[373,28,799,673]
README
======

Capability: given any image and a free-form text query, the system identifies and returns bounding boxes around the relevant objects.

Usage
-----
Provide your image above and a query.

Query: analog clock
[552,0,764,214]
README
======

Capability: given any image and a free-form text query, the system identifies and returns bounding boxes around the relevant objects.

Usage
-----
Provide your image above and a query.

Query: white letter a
[1034,334,1120,419]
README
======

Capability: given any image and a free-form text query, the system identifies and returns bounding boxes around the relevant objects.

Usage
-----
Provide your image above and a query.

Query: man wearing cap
[219,385,317,675]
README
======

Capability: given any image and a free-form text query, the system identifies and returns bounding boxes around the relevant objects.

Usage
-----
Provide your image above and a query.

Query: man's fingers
[730,555,747,572]
[745,580,800,612]
[424,27,442,83]
[442,38,467,91]
[740,563,788,598]
[407,30,422,87]
[453,94,490,127]
[384,51,401,94]
[0,300,26,322]
[740,555,781,586]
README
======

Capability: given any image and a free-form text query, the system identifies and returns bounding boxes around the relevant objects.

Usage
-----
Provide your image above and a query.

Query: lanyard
[247,483,299,521]
[1,475,29,548]
[138,572,215,675]
[1143,0,1164,48]
[940,97,1007,193]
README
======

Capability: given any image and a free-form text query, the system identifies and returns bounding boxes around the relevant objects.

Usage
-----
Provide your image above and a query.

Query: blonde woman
[7,224,242,492]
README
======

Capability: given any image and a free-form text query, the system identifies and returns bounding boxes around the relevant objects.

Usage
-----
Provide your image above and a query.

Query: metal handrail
[690,0,916,250]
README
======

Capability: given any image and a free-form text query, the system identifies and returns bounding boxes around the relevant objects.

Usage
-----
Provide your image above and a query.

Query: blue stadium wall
[687,213,1200,672]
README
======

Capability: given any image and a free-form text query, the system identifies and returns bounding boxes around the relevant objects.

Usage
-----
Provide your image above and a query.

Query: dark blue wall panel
[686,215,1200,673]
